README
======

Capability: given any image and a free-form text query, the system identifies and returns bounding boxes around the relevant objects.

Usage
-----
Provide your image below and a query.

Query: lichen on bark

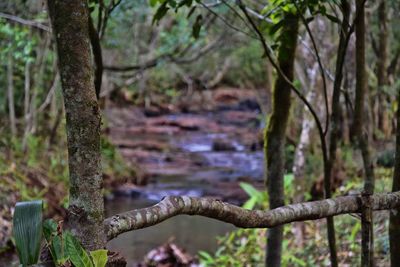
[47,0,105,250]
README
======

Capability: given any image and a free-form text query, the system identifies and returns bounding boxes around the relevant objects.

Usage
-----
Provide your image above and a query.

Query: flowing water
[105,108,264,264]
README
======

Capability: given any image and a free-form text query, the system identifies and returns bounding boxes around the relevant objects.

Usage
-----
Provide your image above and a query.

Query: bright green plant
[13,201,108,267]
[240,173,295,210]
[12,200,43,266]
[240,182,268,210]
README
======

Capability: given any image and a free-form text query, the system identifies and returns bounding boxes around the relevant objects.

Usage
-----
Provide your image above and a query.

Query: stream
[104,97,265,264]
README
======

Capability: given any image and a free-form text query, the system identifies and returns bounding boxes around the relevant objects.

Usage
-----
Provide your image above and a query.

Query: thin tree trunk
[265,13,298,267]
[354,1,375,266]
[27,36,50,136]
[389,77,400,267]
[292,62,317,247]
[7,50,16,136]
[22,61,31,150]
[376,0,389,139]
[47,0,105,250]
[324,1,352,266]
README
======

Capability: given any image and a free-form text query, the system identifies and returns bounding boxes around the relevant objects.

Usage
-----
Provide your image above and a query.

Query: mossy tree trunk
[47,0,106,250]
[264,13,299,267]
[389,79,400,267]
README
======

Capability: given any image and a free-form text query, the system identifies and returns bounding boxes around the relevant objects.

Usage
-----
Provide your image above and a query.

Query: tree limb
[0,12,51,32]
[105,191,400,241]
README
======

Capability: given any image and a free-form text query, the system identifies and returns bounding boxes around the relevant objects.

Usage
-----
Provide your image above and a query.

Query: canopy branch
[105,192,400,241]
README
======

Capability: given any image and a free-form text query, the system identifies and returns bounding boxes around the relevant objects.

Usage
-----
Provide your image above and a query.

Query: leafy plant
[240,174,295,210]
[198,228,265,266]
[12,200,43,266]
[65,232,95,267]
[44,219,108,267]
[43,219,68,266]
[240,182,267,210]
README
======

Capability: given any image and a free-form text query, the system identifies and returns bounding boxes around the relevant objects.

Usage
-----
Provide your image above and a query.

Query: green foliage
[240,174,295,210]
[199,228,265,266]
[43,219,69,266]
[12,200,43,266]
[240,182,267,210]
[0,18,36,62]
[65,232,95,267]
[206,165,393,266]
[44,219,108,267]
[377,149,395,168]
[90,250,108,267]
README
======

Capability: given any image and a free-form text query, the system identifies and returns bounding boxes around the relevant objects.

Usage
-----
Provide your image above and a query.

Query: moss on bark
[264,13,299,267]
[47,0,105,250]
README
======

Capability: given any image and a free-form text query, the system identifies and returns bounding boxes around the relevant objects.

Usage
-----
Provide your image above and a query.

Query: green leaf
[43,219,58,240]
[43,219,68,266]
[13,200,43,266]
[350,222,361,243]
[289,254,307,266]
[152,2,169,25]
[284,173,294,189]
[270,18,285,35]
[239,183,263,200]
[65,231,94,267]
[192,14,203,39]
[177,0,193,8]
[90,249,108,267]
[242,196,258,210]
[325,13,341,24]
[149,0,159,7]
[198,251,214,263]
[186,6,196,18]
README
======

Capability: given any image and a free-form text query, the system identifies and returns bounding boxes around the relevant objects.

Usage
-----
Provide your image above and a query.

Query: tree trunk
[324,1,351,266]
[7,50,16,136]
[389,75,400,267]
[265,13,298,267]
[292,61,317,247]
[47,0,105,250]
[22,60,31,150]
[376,0,390,139]
[354,1,375,266]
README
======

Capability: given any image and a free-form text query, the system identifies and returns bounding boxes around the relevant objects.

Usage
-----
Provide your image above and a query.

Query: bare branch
[105,191,400,241]
[0,12,51,32]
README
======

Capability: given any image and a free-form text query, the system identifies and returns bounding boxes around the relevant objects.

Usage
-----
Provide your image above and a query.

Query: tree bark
[47,0,105,250]
[22,60,31,150]
[324,1,352,266]
[389,78,400,267]
[264,13,298,267]
[376,0,390,139]
[7,50,16,136]
[354,1,375,266]
[105,192,400,241]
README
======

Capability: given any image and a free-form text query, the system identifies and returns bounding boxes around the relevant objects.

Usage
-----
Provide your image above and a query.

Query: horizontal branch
[105,191,400,241]
[103,37,222,73]
[103,57,162,72]
[0,12,51,32]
